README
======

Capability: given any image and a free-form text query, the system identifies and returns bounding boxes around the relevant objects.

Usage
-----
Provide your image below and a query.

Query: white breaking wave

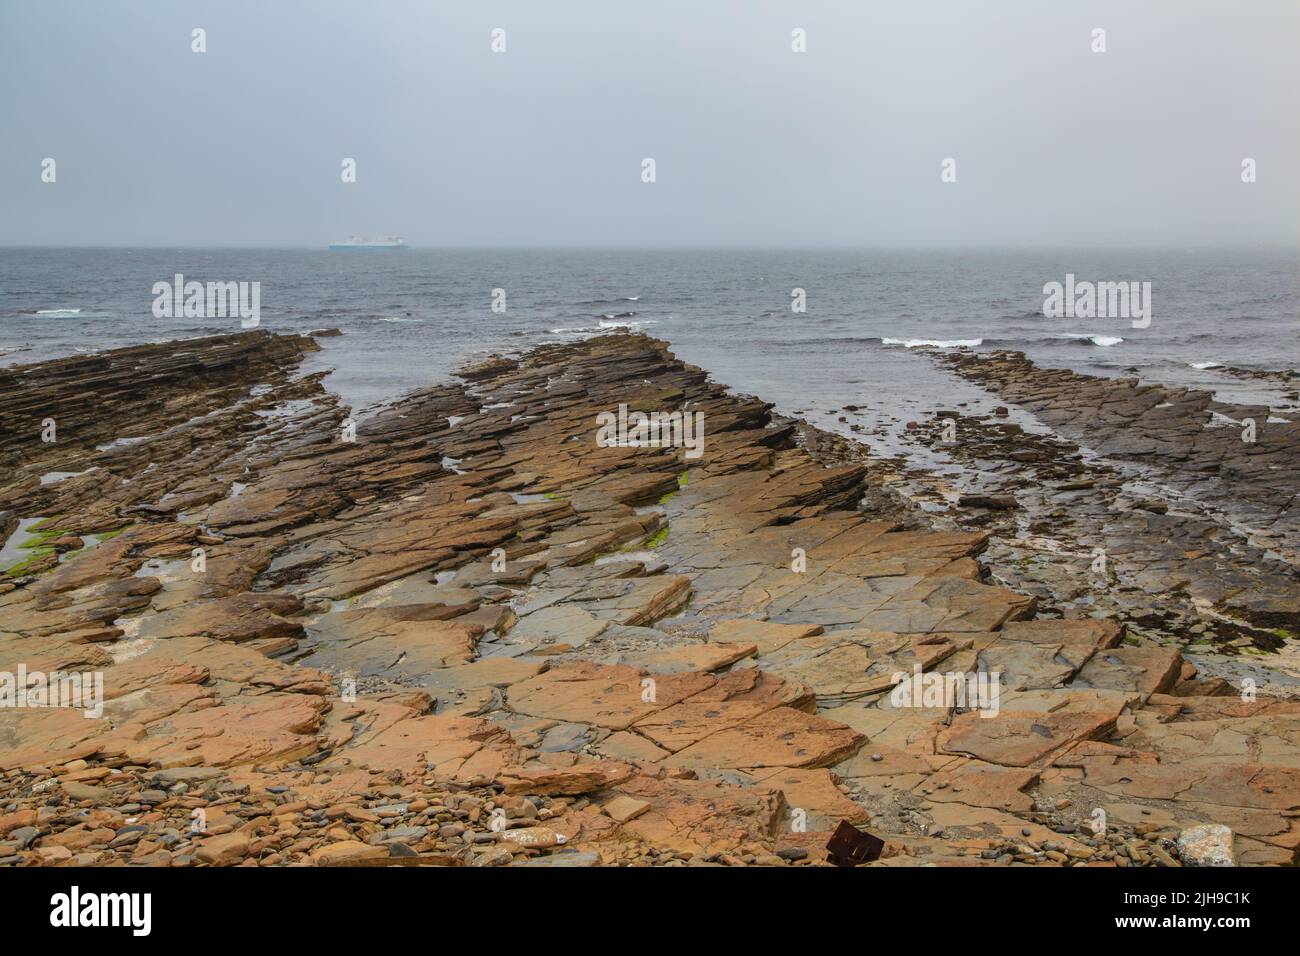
[1190,361,1223,369]
[35,308,82,316]
[548,318,656,335]
[882,337,982,348]
[1053,333,1124,346]
[599,318,654,329]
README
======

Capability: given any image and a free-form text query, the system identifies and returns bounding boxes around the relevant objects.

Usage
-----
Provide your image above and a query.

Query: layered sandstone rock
[0,331,1296,868]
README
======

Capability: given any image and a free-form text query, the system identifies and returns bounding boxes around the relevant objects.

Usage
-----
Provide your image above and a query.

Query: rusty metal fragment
[826,820,884,866]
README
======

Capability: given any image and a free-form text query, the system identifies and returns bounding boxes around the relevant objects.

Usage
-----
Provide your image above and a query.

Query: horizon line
[2,242,1299,253]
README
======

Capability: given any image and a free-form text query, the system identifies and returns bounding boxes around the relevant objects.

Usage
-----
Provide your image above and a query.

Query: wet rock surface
[902,407,1300,672]
[941,350,1300,565]
[1,331,1297,867]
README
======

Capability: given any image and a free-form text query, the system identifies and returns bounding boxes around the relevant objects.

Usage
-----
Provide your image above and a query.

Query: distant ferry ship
[328,236,407,250]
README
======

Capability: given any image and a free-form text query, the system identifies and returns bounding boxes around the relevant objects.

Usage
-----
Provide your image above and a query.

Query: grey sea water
[1,247,1296,452]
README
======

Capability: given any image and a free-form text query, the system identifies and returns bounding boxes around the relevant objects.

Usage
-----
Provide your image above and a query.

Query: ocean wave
[547,317,656,336]
[765,332,1132,351]
[26,308,115,320]
[575,297,642,307]
[882,337,982,349]
[1181,332,1251,343]
[1190,361,1223,370]
[1050,333,1124,347]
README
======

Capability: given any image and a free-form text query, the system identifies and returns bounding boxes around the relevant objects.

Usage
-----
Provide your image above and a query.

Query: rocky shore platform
[2,331,1298,868]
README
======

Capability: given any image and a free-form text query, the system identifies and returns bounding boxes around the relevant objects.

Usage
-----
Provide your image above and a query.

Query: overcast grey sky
[1,0,1296,247]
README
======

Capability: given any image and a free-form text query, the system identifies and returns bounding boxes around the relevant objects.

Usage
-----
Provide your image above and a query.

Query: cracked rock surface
[1,331,1297,867]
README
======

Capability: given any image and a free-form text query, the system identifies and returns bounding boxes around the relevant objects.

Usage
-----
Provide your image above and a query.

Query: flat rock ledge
[1,331,1297,868]
[940,349,1300,567]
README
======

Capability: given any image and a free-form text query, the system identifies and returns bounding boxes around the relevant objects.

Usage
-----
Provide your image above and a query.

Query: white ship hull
[328,238,407,250]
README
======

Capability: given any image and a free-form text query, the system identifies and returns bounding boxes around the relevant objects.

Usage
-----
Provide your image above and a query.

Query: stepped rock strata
[1,331,1297,867]
[941,350,1300,565]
